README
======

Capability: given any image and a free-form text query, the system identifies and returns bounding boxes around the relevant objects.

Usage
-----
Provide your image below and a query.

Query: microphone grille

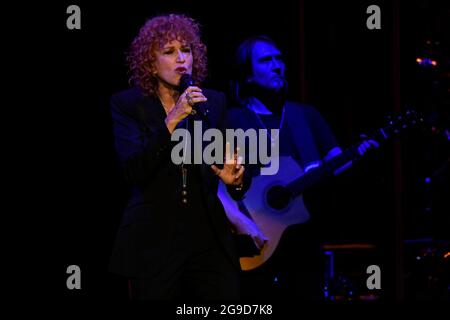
[179,74,193,92]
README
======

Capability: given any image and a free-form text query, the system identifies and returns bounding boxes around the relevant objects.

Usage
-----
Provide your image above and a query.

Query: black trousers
[240,223,325,301]
[128,238,240,300]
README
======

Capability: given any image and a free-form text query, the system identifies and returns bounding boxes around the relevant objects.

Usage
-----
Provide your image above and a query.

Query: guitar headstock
[380,109,424,140]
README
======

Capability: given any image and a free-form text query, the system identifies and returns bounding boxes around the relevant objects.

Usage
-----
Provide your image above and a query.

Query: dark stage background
[20,0,448,301]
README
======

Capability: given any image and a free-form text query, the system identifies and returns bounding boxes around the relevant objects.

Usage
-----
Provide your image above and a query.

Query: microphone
[179,74,209,117]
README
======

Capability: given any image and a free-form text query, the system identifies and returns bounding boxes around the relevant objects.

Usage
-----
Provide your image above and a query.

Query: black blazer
[108,87,249,278]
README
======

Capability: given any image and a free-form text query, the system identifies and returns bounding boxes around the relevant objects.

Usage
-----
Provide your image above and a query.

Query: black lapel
[137,95,167,128]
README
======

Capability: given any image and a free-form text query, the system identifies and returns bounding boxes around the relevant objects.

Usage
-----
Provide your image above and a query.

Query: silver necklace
[159,97,189,205]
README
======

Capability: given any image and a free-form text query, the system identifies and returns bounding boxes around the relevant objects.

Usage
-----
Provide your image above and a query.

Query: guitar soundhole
[266,185,291,211]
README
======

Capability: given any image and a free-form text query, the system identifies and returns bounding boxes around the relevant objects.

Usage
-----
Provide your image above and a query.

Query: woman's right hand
[165,86,207,133]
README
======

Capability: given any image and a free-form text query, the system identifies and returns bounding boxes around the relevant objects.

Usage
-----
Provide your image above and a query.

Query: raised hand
[164,86,207,133]
[211,142,245,187]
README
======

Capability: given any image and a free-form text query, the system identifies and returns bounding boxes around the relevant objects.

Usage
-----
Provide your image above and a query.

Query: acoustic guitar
[218,110,422,271]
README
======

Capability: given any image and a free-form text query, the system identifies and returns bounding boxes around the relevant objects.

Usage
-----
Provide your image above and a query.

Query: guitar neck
[286,127,390,197]
[286,146,359,197]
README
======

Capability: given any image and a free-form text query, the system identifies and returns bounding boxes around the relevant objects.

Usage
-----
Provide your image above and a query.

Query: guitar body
[218,156,310,271]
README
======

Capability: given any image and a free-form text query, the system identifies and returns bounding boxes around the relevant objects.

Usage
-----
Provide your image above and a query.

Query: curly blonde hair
[127,14,208,97]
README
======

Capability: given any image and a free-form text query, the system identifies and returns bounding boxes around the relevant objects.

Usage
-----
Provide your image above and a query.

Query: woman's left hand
[358,134,380,156]
[211,143,245,186]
